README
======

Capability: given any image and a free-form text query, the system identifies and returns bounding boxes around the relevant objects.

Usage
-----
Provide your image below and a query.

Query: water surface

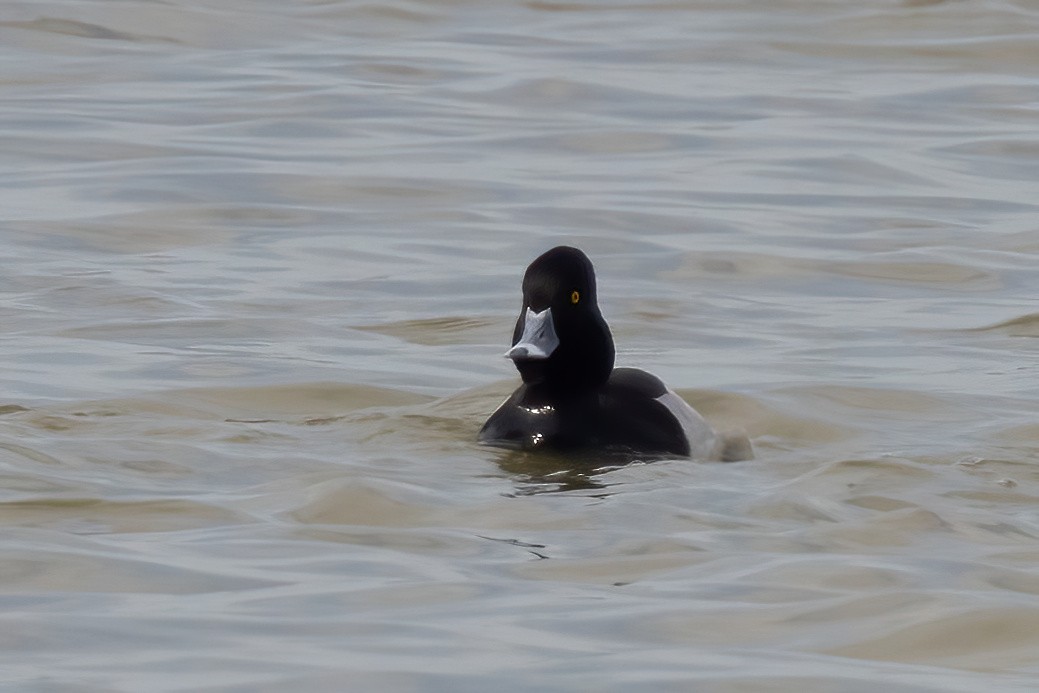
[2,0,1039,690]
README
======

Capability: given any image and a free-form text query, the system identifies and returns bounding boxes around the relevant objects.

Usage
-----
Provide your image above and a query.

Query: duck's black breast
[477,383,591,452]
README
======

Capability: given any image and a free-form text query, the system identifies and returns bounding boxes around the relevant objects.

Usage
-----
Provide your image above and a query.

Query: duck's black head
[507,246,615,394]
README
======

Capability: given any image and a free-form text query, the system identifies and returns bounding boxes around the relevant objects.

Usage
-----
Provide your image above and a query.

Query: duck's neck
[518,381,600,411]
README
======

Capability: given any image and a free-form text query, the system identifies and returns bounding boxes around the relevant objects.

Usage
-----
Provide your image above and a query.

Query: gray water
[3,0,1039,690]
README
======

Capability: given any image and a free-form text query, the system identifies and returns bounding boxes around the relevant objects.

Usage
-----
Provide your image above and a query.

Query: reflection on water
[493,447,636,495]
[2,0,1039,689]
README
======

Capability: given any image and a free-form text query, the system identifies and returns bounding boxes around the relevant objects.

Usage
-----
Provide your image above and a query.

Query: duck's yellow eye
[570,290,580,304]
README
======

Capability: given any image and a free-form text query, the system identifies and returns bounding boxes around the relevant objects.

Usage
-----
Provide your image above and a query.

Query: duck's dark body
[480,367,704,456]
[478,246,725,459]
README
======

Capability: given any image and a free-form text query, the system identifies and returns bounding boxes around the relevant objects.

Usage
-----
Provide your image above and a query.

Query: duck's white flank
[654,389,718,459]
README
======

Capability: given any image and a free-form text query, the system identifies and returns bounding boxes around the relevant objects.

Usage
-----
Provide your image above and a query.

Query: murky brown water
[2,0,1039,689]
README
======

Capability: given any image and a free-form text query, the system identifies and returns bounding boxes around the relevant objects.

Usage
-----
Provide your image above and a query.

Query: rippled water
[3,0,1039,689]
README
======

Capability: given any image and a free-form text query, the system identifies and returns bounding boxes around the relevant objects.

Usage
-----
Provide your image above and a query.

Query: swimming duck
[479,246,746,459]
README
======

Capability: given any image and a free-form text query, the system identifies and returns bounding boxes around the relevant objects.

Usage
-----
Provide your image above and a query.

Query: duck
[479,246,749,459]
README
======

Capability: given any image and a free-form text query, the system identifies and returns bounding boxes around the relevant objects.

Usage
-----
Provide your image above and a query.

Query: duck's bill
[505,306,559,361]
